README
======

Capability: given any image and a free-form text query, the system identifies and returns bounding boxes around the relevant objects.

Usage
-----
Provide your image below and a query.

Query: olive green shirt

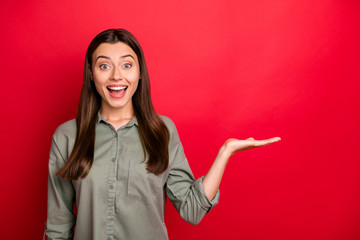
[45,114,220,240]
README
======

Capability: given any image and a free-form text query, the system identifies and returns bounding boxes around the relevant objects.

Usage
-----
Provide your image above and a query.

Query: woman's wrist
[217,144,233,163]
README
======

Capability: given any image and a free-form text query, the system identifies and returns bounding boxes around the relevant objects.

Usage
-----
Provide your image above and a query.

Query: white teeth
[108,86,126,90]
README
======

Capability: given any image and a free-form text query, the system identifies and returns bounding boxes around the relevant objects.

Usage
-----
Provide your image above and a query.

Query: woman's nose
[111,66,123,80]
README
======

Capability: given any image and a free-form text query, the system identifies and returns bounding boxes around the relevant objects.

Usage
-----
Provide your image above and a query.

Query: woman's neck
[99,103,135,130]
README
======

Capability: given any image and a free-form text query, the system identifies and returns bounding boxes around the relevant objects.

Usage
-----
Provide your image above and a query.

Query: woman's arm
[45,129,76,239]
[202,137,281,200]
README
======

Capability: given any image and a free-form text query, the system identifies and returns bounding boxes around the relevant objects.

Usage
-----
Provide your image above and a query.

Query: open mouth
[107,86,128,98]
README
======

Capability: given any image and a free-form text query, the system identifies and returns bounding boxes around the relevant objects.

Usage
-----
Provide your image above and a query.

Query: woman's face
[91,42,140,115]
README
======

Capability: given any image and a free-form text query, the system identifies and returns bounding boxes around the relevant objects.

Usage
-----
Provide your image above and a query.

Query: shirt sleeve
[164,118,220,225]
[44,133,76,240]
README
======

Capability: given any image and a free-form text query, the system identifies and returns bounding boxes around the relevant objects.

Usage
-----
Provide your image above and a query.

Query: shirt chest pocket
[128,160,165,203]
[118,145,166,203]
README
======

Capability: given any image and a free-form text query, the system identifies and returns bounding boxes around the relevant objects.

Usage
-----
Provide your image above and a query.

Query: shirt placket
[105,130,119,240]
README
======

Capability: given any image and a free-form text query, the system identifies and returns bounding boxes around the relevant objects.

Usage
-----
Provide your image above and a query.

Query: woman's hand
[203,136,281,201]
[221,137,281,157]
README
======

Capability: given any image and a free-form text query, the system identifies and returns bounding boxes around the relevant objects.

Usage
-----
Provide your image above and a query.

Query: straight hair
[56,29,170,180]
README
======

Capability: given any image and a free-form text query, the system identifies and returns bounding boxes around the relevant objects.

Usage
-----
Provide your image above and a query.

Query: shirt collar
[96,112,138,127]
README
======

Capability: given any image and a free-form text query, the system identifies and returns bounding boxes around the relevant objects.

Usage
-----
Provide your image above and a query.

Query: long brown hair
[56,29,170,180]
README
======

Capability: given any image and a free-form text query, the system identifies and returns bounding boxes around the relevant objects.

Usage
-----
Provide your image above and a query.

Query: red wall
[1,0,359,239]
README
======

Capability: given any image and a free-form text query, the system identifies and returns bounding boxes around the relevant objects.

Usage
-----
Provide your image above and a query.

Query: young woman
[45,28,280,240]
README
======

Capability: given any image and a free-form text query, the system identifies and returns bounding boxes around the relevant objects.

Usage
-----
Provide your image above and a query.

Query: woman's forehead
[93,42,137,60]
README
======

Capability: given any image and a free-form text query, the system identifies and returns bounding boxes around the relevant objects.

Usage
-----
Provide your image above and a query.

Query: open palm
[223,137,281,156]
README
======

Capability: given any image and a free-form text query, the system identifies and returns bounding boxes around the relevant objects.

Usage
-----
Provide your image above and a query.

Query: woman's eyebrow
[95,55,110,62]
[95,54,135,62]
[120,54,135,60]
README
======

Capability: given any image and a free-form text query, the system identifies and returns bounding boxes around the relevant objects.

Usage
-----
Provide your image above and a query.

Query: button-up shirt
[45,114,220,240]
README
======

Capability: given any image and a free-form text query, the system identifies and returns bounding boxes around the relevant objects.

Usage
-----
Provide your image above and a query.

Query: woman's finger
[253,137,281,147]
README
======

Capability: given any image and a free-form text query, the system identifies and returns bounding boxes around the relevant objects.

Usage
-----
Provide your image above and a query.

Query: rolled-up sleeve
[164,118,220,225]
[45,134,76,239]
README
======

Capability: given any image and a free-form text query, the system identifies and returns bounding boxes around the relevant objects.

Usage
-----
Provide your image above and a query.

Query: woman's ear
[89,68,94,80]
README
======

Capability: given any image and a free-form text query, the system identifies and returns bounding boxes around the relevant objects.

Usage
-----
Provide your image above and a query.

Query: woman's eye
[99,64,110,70]
[123,63,132,69]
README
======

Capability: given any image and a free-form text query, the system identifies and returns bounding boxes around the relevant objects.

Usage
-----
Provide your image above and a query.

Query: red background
[1,0,360,239]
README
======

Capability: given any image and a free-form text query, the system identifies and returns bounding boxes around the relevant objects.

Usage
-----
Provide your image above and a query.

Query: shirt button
[109,184,114,190]
[111,158,115,162]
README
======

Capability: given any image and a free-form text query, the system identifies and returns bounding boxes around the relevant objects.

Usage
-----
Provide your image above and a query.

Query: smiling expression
[92,42,141,115]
